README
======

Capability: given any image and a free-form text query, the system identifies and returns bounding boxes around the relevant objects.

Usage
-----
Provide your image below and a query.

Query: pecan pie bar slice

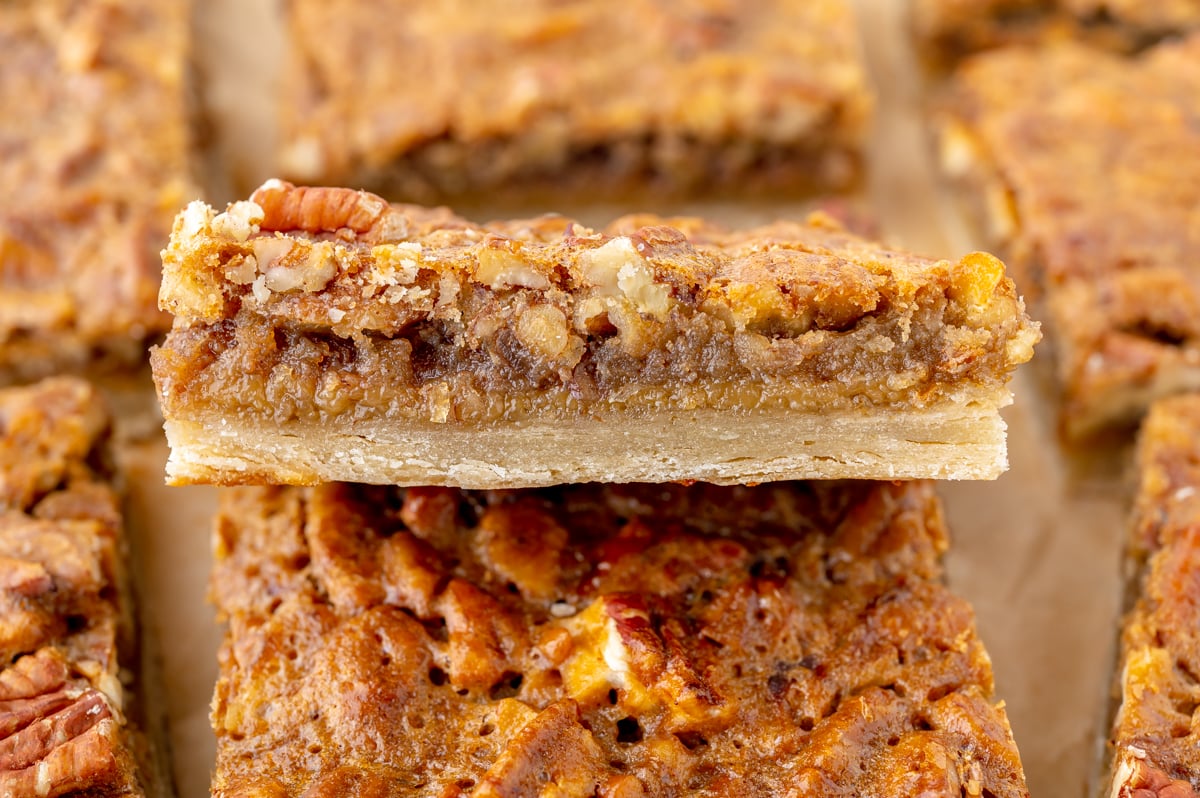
[912,0,1200,69]
[210,479,1029,798]
[936,34,1200,439]
[0,0,195,384]
[0,378,164,796]
[1110,395,1200,797]
[278,0,871,201]
[151,180,1039,487]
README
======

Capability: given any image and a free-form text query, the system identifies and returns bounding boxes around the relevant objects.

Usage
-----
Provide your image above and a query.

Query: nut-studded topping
[0,378,148,797]
[251,180,395,239]
[0,669,138,798]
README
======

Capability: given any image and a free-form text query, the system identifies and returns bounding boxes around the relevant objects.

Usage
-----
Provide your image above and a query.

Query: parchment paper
[123,2,1131,795]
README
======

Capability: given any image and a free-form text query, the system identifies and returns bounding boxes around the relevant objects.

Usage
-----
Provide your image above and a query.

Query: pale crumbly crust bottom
[163,401,1009,488]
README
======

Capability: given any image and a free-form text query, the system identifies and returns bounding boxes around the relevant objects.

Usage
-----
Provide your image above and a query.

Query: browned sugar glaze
[1114,396,1200,797]
[211,480,1028,797]
[280,0,871,200]
[0,0,194,384]
[0,378,150,797]
[913,0,1200,68]
[940,33,1200,436]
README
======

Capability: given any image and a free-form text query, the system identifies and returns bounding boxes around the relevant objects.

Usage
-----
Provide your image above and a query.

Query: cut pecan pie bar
[937,34,1200,439]
[278,0,871,200]
[912,0,1200,69]
[0,378,163,797]
[1110,395,1200,797]
[151,181,1039,487]
[210,479,1029,797]
[0,0,194,384]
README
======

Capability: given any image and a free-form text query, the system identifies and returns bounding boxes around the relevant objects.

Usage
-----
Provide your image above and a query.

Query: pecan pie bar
[0,0,194,384]
[912,0,1200,68]
[936,34,1200,439]
[0,378,163,796]
[1109,395,1200,797]
[151,181,1039,487]
[278,0,871,201]
[210,479,1029,797]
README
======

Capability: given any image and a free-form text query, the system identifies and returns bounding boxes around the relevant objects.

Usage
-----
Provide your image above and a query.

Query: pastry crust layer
[1110,396,1200,798]
[280,0,871,199]
[211,480,1029,797]
[164,400,1007,487]
[937,35,1200,439]
[0,0,195,384]
[152,181,1038,486]
[0,379,158,797]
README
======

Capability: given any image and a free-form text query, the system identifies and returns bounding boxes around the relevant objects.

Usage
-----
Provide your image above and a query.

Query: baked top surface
[1113,395,1200,796]
[153,181,1038,429]
[939,34,1200,434]
[913,0,1200,64]
[0,378,147,797]
[280,0,870,193]
[0,0,194,377]
[211,479,1028,798]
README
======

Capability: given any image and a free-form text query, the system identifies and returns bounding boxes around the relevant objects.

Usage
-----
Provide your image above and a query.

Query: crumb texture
[211,480,1029,797]
[0,379,148,797]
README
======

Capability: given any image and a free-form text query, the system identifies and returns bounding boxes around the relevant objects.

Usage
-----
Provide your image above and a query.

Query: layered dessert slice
[210,479,1029,797]
[1110,395,1200,797]
[936,34,1200,439]
[912,0,1200,69]
[0,0,195,384]
[0,378,164,796]
[151,180,1039,487]
[278,0,871,201]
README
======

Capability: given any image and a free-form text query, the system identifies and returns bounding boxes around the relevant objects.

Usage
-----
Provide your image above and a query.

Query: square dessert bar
[0,0,194,384]
[279,0,871,200]
[151,181,1039,487]
[1110,395,1200,797]
[210,479,1029,797]
[0,379,163,797]
[912,0,1200,68]
[937,34,1200,439]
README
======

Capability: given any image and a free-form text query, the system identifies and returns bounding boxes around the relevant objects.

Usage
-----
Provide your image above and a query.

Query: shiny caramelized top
[280,0,870,190]
[914,0,1200,67]
[0,0,194,373]
[211,480,1028,798]
[1114,397,1200,796]
[942,35,1200,436]
[153,182,1038,424]
[0,378,148,797]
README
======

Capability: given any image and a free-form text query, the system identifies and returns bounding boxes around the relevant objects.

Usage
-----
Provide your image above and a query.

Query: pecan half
[252,180,392,239]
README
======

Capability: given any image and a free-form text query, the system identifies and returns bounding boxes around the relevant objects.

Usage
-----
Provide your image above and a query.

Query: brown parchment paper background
[119,1,1133,796]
